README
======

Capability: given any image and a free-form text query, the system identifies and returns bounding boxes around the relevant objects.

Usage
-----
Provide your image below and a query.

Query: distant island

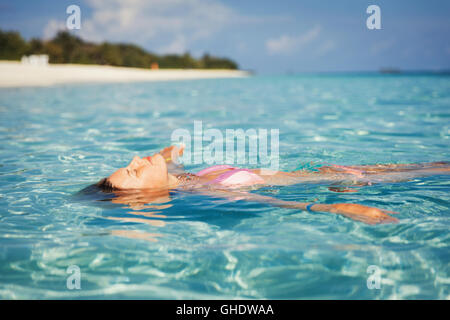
[379,67,401,74]
[0,29,238,70]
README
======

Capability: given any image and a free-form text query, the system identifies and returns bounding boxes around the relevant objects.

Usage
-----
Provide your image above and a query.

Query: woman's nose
[129,156,142,168]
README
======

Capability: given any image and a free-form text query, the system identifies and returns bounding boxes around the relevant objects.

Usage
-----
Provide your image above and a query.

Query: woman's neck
[167,173,180,188]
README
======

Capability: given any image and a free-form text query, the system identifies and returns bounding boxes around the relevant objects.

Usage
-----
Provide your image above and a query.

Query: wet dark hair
[95,178,118,193]
[75,178,119,202]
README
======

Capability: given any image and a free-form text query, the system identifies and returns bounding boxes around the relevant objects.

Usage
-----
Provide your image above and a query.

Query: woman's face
[107,154,169,189]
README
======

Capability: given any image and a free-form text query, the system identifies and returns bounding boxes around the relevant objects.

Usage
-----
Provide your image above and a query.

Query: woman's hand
[195,189,399,225]
[158,144,185,164]
[329,203,399,225]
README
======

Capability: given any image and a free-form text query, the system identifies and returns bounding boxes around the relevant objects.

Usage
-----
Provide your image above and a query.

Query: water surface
[0,74,449,299]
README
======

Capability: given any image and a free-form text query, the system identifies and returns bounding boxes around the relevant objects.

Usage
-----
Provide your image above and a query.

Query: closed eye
[126,168,137,177]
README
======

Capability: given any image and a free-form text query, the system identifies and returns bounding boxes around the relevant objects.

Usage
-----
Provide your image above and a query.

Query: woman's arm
[157,144,184,164]
[156,144,185,174]
[197,188,399,225]
[254,162,450,186]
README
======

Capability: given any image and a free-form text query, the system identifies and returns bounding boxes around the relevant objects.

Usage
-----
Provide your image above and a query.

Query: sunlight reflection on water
[0,74,449,299]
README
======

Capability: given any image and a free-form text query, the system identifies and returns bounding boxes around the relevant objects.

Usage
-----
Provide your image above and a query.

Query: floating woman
[91,145,450,225]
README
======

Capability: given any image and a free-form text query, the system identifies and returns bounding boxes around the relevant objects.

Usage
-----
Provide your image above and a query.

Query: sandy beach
[0,61,249,88]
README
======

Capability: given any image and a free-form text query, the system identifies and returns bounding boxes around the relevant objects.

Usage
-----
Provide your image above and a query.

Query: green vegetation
[0,29,238,69]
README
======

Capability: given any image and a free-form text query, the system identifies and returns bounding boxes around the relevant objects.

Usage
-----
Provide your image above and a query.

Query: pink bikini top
[196,165,265,187]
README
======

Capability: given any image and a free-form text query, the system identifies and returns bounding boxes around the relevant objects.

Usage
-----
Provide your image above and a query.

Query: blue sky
[1,0,449,73]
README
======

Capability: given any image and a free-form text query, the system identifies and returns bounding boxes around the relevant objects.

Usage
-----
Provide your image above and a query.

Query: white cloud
[266,25,321,55]
[158,35,187,54]
[43,0,238,54]
[43,19,66,40]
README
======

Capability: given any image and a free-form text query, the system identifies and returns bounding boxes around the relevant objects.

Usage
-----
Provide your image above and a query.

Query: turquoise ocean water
[0,74,449,299]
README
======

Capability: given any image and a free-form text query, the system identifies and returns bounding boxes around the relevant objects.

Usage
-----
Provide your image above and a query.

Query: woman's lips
[144,156,152,164]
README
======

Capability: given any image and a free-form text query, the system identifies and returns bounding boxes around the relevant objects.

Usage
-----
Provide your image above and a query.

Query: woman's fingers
[348,210,398,225]
[166,144,184,156]
[361,208,399,224]
[331,203,399,225]
[376,212,399,224]
[177,144,185,156]
[157,145,185,162]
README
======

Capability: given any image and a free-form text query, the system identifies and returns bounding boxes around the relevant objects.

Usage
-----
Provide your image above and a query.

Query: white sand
[0,61,249,88]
